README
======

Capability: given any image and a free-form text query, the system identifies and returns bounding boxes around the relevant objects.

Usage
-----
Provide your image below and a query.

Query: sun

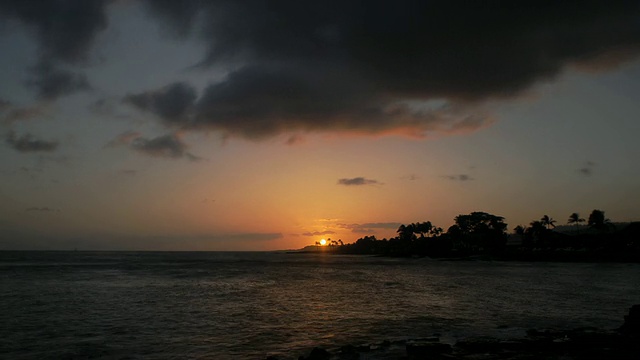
[319,239,327,246]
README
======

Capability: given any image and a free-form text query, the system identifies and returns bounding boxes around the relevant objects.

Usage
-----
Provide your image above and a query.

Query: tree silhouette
[588,209,612,232]
[414,221,433,238]
[567,212,585,234]
[541,215,556,230]
[526,220,549,248]
[452,212,508,252]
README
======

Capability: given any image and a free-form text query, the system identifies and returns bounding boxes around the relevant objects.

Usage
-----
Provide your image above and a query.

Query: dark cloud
[131,135,185,158]
[107,131,202,161]
[578,161,596,176]
[337,177,382,186]
[128,69,493,140]
[3,1,637,138]
[339,222,402,234]
[302,230,336,237]
[0,1,110,100]
[132,1,640,139]
[6,131,59,153]
[124,82,197,123]
[27,62,91,100]
[142,0,202,38]
[0,0,109,64]
[443,174,475,181]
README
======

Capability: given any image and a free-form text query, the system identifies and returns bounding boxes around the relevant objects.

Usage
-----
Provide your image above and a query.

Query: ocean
[1,251,639,359]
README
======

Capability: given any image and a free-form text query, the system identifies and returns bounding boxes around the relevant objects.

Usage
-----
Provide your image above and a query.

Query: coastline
[281,305,640,360]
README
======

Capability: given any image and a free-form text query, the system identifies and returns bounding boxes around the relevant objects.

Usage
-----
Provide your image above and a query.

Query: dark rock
[455,337,504,354]
[620,304,640,335]
[406,342,452,359]
[302,347,330,360]
[338,344,359,359]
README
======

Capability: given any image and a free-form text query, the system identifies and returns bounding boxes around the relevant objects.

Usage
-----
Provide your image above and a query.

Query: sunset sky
[1,1,639,250]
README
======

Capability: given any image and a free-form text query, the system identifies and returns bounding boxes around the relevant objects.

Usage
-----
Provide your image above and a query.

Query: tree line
[327,210,640,261]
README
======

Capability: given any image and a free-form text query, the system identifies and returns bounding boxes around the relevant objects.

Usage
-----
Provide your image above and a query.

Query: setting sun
[319,239,327,246]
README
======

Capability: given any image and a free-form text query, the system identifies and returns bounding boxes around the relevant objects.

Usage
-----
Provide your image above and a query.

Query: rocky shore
[268,305,640,360]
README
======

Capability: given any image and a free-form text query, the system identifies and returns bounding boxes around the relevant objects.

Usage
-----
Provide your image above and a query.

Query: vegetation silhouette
[567,212,585,234]
[326,210,640,262]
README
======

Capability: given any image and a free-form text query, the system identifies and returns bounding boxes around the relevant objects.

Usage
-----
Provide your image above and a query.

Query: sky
[1,1,639,251]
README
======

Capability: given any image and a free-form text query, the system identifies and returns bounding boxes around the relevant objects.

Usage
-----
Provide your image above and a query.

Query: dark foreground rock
[298,347,331,360]
[269,305,640,360]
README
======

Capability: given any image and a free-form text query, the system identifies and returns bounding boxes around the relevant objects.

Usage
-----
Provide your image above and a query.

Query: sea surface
[1,251,639,359]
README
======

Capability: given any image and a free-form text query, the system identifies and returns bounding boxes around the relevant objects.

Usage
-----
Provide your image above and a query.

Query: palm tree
[527,221,548,248]
[541,215,556,230]
[567,212,585,234]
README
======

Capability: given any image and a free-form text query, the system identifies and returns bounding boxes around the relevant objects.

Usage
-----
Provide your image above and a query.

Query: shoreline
[280,305,640,360]
[286,248,640,263]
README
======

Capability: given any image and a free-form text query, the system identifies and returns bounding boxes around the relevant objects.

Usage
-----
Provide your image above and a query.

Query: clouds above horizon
[5,131,59,153]
[0,0,108,99]
[128,0,640,139]
[27,61,91,100]
[578,161,596,176]
[339,222,402,234]
[301,230,335,237]
[443,174,475,182]
[107,131,202,161]
[2,1,639,140]
[337,177,382,186]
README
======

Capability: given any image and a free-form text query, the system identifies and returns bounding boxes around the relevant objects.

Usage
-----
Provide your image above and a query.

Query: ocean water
[1,251,639,359]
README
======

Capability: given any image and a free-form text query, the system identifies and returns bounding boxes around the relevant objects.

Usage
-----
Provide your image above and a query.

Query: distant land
[290,210,640,262]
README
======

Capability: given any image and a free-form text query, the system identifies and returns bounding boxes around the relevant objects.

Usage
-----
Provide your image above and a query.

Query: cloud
[0,0,109,63]
[578,161,596,176]
[285,134,305,146]
[27,62,91,100]
[131,134,186,158]
[130,1,640,139]
[0,1,109,100]
[123,82,197,123]
[1,104,48,123]
[442,174,474,181]
[301,230,335,237]
[3,2,638,138]
[106,131,202,161]
[127,71,495,140]
[339,222,402,234]
[337,177,382,186]
[25,207,60,213]
[5,131,59,153]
